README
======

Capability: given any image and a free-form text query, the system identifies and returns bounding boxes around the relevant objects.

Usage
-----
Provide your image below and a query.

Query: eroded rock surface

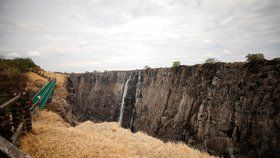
[69,61,280,158]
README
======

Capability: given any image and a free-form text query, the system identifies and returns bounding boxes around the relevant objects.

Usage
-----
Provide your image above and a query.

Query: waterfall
[119,75,131,125]
[135,71,142,103]
[129,71,142,130]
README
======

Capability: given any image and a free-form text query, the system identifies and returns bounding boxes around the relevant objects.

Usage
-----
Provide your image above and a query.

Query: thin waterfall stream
[135,71,142,103]
[119,74,131,125]
[130,71,142,129]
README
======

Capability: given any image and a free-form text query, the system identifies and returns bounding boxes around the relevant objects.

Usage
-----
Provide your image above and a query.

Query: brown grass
[25,72,48,93]
[20,110,214,158]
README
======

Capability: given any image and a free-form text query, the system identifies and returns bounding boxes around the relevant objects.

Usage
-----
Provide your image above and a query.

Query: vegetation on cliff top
[0,57,38,103]
[246,53,266,62]
[205,58,219,64]
[0,57,37,72]
[172,61,181,69]
[144,65,151,69]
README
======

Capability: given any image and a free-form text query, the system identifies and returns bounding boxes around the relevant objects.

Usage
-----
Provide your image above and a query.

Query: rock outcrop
[69,61,280,158]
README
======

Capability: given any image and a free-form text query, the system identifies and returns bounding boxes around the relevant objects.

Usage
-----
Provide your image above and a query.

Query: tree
[246,53,266,62]
[0,57,37,72]
[205,58,219,63]
[272,57,280,62]
[144,65,151,69]
[172,61,181,69]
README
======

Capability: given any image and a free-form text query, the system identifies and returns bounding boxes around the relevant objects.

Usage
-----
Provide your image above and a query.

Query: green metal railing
[31,82,52,104]
[31,80,56,109]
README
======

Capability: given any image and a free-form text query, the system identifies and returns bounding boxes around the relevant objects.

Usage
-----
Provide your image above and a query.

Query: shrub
[0,58,37,72]
[272,57,280,61]
[0,62,27,95]
[144,65,151,69]
[0,58,36,95]
[246,53,266,62]
[172,61,181,69]
[205,58,219,63]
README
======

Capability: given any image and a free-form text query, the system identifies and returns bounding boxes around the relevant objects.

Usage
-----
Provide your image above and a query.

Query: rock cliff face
[69,61,280,158]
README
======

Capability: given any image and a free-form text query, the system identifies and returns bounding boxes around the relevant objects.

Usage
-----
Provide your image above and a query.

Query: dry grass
[25,72,48,93]
[20,110,213,158]
[40,71,66,86]
[47,72,68,99]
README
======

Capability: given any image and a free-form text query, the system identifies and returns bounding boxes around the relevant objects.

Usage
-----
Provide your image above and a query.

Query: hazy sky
[0,0,279,72]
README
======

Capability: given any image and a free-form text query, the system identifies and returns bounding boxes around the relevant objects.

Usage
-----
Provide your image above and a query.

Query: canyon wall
[69,61,280,158]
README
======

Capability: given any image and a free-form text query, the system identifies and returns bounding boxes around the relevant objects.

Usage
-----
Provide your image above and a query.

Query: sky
[0,0,280,72]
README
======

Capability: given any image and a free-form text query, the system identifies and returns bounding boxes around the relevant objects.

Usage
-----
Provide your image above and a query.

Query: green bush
[172,61,181,69]
[0,58,36,95]
[0,62,27,95]
[0,96,9,105]
[144,65,151,69]
[272,57,280,61]
[0,58,37,72]
[246,53,266,62]
[205,58,219,63]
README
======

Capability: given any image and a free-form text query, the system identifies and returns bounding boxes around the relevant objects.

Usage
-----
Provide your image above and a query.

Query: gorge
[68,61,280,158]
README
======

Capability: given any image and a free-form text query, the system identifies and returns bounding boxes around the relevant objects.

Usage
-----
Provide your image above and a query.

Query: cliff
[69,61,280,158]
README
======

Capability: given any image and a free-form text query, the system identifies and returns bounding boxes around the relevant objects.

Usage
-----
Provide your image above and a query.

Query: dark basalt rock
[69,61,280,158]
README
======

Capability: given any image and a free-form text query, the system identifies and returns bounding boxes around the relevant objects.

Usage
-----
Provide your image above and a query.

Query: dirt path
[44,72,74,124]
[25,71,74,122]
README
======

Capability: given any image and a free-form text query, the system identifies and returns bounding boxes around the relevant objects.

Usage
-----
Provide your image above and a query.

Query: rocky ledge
[68,61,280,158]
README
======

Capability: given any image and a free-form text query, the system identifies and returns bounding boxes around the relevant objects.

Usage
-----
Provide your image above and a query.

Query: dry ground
[20,110,213,158]
[25,72,48,93]
[26,71,73,122]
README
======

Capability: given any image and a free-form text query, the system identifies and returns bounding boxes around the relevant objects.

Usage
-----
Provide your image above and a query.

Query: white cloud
[0,0,279,72]
[223,49,232,55]
[27,51,40,57]
[6,53,21,58]
[220,17,233,25]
